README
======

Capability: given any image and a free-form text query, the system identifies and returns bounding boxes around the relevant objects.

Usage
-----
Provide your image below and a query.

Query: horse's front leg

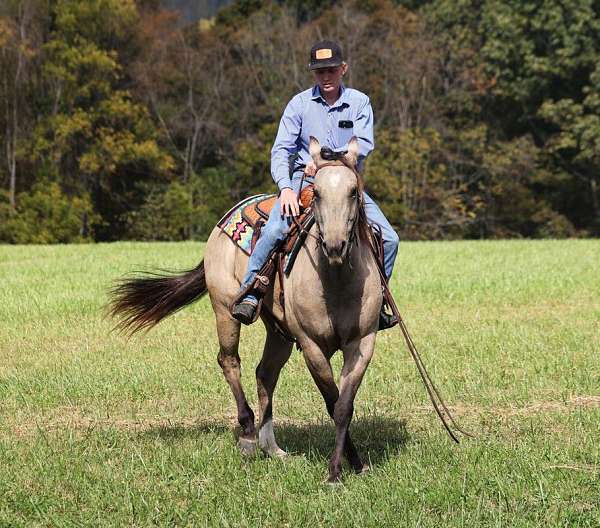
[329,332,377,482]
[301,338,367,480]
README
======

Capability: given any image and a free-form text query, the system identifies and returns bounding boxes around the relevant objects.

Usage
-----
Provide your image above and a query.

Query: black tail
[109,260,207,335]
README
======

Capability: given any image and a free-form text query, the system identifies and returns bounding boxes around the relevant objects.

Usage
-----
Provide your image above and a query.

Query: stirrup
[378,305,398,331]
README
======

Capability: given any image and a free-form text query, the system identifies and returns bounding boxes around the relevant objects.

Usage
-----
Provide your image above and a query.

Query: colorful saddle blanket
[217,194,275,255]
[218,187,315,256]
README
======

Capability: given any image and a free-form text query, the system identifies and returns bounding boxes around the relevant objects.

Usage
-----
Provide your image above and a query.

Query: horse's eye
[313,189,320,200]
[350,189,357,198]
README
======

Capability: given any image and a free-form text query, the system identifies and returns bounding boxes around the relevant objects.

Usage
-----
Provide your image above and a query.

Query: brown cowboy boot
[231,294,259,325]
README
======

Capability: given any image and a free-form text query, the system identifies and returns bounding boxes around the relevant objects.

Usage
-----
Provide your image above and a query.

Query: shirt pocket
[336,119,355,147]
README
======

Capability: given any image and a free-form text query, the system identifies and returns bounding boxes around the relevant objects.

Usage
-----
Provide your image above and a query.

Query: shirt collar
[311,84,348,108]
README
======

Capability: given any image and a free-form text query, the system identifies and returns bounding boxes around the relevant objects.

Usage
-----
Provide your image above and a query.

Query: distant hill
[160,0,234,22]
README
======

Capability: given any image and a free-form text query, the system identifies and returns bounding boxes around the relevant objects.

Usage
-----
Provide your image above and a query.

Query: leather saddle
[241,186,315,257]
[229,185,315,333]
[241,186,314,228]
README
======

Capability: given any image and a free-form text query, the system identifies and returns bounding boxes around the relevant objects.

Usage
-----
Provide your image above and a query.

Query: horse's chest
[287,282,369,347]
[284,245,381,349]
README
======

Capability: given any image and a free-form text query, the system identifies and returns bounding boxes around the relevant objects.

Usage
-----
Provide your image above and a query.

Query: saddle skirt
[217,187,315,256]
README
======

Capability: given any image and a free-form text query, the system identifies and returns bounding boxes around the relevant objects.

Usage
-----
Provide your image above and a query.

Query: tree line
[1,0,598,243]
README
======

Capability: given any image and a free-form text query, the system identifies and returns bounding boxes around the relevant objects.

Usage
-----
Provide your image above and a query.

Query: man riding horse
[110,40,412,483]
[232,40,400,329]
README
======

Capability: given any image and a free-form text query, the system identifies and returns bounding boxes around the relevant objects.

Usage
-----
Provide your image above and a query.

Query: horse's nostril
[321,240,347,260]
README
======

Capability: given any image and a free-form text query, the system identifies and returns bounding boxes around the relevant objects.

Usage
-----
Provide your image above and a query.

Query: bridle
[299,159,364,254]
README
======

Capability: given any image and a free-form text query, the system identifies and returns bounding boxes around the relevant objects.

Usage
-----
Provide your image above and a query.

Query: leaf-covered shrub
[125,171,236,241]
[0,182,97,244]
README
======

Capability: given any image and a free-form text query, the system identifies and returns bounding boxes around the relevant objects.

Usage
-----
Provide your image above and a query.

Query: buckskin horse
[110,137,387,483]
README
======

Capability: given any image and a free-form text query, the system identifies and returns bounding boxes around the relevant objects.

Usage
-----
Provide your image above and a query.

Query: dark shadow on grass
[138,414,409,467]
[275,415,410,466]
[139,420,231,439]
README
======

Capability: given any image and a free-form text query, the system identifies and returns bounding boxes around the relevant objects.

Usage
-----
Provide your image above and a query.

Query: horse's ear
[309,136,323,165]
[345,137,359,167]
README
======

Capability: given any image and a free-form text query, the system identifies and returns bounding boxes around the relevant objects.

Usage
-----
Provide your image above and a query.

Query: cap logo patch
[315,48,333,59]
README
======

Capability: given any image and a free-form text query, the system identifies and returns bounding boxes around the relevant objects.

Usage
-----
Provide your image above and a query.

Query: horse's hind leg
[214,309,256,454]
[256,329,293,457]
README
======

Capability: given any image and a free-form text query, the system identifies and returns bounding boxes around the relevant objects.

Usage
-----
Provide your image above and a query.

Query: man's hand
[305,160,317,177]
[280,187,299,217]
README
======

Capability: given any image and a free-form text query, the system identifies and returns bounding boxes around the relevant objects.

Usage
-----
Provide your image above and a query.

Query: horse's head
[309,136,364,267]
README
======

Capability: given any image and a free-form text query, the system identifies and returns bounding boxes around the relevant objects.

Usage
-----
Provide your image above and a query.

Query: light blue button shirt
[271,85,374,191]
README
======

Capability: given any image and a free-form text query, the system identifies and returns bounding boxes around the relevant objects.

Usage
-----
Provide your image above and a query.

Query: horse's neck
[287,226,380,338]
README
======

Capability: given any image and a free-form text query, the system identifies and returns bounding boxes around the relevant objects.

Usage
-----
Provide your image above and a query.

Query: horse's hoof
[259,444,290,459]
[324,475,343,486]
[270,447,289,459]
[238,437,258,457]
[356,463,371,475]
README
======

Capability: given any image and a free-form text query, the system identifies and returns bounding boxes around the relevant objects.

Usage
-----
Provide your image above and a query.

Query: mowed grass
[0,240,598,527]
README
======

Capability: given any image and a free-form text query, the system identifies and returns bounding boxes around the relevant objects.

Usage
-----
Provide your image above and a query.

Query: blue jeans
[240,174,399,292]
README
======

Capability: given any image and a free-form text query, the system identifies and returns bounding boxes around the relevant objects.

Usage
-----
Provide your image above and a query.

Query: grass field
[1,240,599,527]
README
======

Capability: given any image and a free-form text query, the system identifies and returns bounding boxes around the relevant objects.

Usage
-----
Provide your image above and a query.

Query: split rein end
[372,242,475,444]
[395,309,476,444]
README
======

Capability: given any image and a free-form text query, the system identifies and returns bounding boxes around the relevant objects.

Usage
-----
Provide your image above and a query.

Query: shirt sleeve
[271,97,302,191]
[334,96,374,170]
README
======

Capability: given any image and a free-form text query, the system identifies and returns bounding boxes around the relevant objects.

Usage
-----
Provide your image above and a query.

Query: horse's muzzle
[321,239,347,266]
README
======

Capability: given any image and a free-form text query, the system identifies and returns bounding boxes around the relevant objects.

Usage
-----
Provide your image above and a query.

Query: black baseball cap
[308,40,344,70]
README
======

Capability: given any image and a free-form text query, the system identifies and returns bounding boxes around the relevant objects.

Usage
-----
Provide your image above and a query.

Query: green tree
[32,0,174,240]
[426,0,600,234]
[0,0,47,210]
[367,126,484,239]
[2,0,598,242]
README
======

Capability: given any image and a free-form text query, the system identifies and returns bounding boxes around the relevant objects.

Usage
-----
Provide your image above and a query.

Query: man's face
[313,64,348,98]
